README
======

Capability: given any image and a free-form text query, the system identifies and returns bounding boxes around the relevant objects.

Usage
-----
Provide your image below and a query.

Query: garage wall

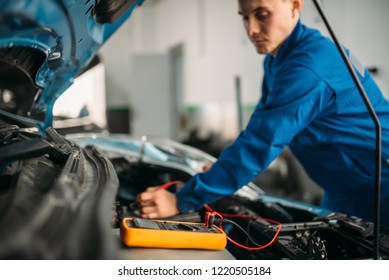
[99,0,389,140]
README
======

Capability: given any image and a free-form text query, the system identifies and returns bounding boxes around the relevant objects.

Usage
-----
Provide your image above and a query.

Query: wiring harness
[158,180,283,251]
[204,204,282,251]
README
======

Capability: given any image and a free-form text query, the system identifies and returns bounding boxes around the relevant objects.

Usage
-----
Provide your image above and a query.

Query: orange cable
[158,180,184,189]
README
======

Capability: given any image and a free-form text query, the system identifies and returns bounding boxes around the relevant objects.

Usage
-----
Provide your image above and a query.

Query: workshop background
[99,0,388,140]
[54,0,389,144]
[52,0,389,202]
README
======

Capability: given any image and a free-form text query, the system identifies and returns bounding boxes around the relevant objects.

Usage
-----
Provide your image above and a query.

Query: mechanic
[137,0,389,227]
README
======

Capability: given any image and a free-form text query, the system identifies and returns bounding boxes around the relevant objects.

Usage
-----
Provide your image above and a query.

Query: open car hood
[0,0,144,128]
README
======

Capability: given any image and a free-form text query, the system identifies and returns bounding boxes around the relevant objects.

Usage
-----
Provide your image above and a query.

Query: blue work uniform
[176,19,389,227]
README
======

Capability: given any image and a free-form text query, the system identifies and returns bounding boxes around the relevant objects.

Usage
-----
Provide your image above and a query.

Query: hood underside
[0,0,144,127]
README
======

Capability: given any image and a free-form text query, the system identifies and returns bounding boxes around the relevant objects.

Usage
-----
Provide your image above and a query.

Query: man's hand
[137,187,180,219]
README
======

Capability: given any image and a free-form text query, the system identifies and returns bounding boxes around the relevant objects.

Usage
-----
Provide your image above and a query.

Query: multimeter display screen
[133,218,160,229]
[127,218,220,233]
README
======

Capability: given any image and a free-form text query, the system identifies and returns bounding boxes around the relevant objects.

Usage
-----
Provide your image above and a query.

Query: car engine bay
[1,0,388,261]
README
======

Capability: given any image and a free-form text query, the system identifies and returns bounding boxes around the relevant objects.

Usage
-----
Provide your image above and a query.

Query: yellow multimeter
[120,217,227,250]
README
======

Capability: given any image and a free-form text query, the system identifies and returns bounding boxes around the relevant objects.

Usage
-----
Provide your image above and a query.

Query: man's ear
[292,0,304,18]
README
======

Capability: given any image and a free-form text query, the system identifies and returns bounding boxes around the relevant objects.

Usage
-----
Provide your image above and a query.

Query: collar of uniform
[270,18,304,67]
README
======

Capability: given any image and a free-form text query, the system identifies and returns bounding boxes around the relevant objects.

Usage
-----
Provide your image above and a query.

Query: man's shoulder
[283,27,339,73]
[297,25,335,58]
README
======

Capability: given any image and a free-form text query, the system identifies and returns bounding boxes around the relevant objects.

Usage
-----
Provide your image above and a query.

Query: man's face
[239,0,300,56]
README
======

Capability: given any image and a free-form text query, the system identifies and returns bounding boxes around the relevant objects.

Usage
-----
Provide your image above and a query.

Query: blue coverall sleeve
[176,63,335,213]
